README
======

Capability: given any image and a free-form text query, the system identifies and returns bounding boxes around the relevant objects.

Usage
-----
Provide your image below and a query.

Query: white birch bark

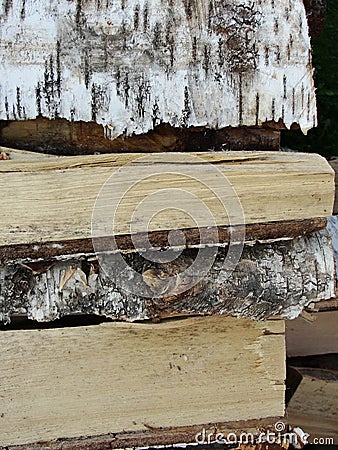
[0,0,316,137]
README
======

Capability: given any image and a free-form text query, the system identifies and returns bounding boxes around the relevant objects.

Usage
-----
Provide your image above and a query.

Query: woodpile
[0,1,337,449]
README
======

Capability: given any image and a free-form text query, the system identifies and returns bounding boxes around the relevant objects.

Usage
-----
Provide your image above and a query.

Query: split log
[0,229,334,324]
[0,151,334,249]
[0,0,316,136]
[0,315,286,447]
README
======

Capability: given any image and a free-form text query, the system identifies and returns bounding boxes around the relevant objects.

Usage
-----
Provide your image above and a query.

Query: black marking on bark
[283,75,287,99]
[116,68,121,96]
[292,88,295,115]
[70,107,75,122]
[275,45,281,63]
[181,86,191,127]
[271,0,275,7]
[136,75,150,119]
[313,114,316,128]
[255,93,260,126]
[183,0,193,20]
[287,44,291,61]
[84,52,91,89]
[123,71,130,108]
[4,97,9,120]
[3,0,13,16]
[167,33,175,69]
[274,18,278,34]
[56,41,62,96]
[208,1,213,31]
[152,99,160,128]
[35,83,42,116]
[103,35,108,70]
[152,22,162,50]
[121,0,125,10]
[285,7,290,21]
[238,74,243,126]
[211,3,260,73]
[12,104,17,120]
[91,83,104,122]
[143,3,149,32]
[289,34,293,48]
[20,0,26,20]
[271,98,275,121]
[264,46,269,66]
[22,106,27,120]
[307,93,311,121]
[299,14,302,31]
[202,44,211,76]
[301,84,304,109]
[120,20,127,50]
[75,0,83,27]
[133,4,140,30]
[16,87,22,119]
[218,38,224,67]
[192,36,197,62]
[282,104,285,122]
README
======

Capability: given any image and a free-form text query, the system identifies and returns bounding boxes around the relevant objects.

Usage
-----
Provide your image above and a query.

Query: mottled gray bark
[0,229,334,324]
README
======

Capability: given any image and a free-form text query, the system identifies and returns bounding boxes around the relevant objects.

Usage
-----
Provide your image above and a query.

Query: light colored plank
[0,151,334,247]
[0,0,316,134]
[286,310,338,357]
[0,316,285,447]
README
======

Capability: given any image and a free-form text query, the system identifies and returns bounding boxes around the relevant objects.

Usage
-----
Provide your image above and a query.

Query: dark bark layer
[0,229,334,324]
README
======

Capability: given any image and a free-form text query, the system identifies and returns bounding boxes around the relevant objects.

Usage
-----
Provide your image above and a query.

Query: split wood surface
[0,315,285,447]
[0,151,334,248]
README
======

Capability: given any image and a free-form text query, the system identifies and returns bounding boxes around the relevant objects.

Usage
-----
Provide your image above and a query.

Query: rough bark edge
[0,119,281,155]
[0,218,327,264]
[0,417,285,450]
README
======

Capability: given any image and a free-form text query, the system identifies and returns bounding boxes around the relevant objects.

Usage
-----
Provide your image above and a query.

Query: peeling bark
[0,229,334,324]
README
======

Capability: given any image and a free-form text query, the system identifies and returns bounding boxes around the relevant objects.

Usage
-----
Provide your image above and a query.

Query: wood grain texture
[287,369,338,443]
[0,151,334,247]
[0,316,286,447]
[0,0,316,135]
[0,229,334,323]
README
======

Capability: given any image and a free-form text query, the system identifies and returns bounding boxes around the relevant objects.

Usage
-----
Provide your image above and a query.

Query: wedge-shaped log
[0,315,285,448]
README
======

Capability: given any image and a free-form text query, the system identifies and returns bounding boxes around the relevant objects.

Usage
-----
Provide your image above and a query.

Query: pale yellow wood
[0,151,334,246]
[288,373,338,443]
[0,316,285,447]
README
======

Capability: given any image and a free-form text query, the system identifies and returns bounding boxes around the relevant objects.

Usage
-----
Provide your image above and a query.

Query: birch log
[0,229,334,324]
[0,0,316,138]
